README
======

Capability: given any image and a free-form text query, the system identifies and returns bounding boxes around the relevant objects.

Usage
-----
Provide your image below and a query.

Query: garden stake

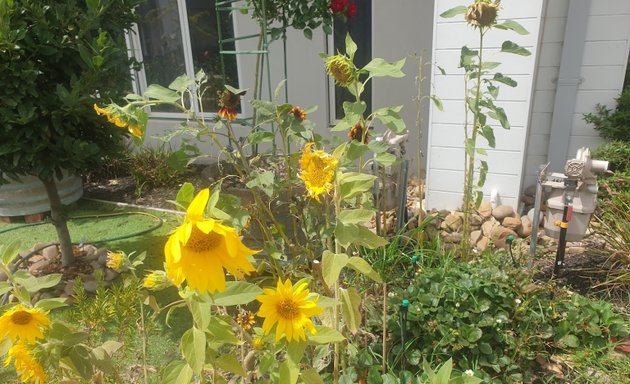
[396,159,410,231]
[529,163,549,268]
[552,179,577,277]
[399,299,409,371]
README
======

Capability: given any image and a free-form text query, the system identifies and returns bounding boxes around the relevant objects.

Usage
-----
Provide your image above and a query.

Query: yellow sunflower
[106,251,126,271]
[256,279,323,343]
[0,304,51,344]
[4,343,46,384]
[143,270,171,291]
[164,188,258,294]
[324,54,356,87]
[299,143,338,202]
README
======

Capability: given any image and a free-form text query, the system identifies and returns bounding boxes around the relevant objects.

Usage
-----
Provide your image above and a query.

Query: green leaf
[339,209,374,225]
[440,5,467,18]
[487,85,499,99]
[460,46,478,68]
[340,287,362,334]
[176,182,195,210]
[274,79,287,101]
[1,240,20,266]
[303,28,313,40]
[144,84,180,102]
[479,342,493,355]
[558,334,579,348]
[302,368,325,384]
[287,341,307,366]
[168,74,194,93]
[347,257,383,283]
[375,152,398,167]
[372,105,406,134]
[207,316,239,344]
[363,58,406,78]
[322,251,349,288]
[367,141,389,154]
[225,84,247,95]
[481,61,502,70]
[189,298,211,329]
[338,172,376,200]
[247,130,275,145]
[346,141,369,161]
[436,358,453,384]
[335,222,389,249]
[431,95,444,111]
[481,126,496,148]
[181,327,206,374]
[494,20,529,35]
[280,360,299,384]
[501,41,531,56]
[493,73,517,87]
[345,33,357,60]
[331,119,353,132]
[215,354,246,377]
[212,281,263,306]
[0,282,12,297]
[13,271,62,294]
[35,298,68,311]
[162,361,193,384]
[465,138,475,157]
[245,170,275,197]
[309,326,346,344]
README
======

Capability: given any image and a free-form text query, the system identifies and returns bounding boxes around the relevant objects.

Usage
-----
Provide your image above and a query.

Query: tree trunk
[40,177,75,266]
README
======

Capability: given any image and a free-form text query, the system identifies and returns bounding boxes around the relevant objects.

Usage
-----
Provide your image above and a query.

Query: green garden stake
[400,299,409,371]
[507,234,517,267]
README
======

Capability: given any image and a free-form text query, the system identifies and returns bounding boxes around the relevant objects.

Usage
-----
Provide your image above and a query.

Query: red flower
[346,1,357,19]
[330,0,348,14]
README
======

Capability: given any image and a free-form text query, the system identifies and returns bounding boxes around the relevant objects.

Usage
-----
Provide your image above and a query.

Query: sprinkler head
[402,299,410,307]
[411,255,418,263]
[507,234,514,243]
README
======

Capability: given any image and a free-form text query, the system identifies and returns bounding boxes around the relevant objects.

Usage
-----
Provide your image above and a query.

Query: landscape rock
[96,248,109,265]
[42,245,58,260]
[441,213,462,232]
[63,281,75,296]
[476,236,490,252]
[82,244,100,261]
[105,269,120,282]
[518,215,532,238]
[470,230,482,245]
[471,214,484,227]
[84,281,98,294]
[492,205,514,221]
[502,216,522,230]
[566,246,586,255]
[442,232,463,243]
[28,259,52,275]
[482,219,498,237]
[490,226,518,249]
[477,201,493,219]
[28,254,46,263]
[527,208,544,227]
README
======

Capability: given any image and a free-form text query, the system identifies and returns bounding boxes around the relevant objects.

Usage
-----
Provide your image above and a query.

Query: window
[131,0,239,114]
[332,0,372,120]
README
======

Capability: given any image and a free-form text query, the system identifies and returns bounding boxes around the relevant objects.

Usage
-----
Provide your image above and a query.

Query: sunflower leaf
[181,327,206,375]
[212,281,262,306]
[322,250,349,288]
[214,354,246,377]
[363,58,406,78]
[161,361,193,384]
[340,287,362,334]
[338,172,376,200]
[280,360,299,384]
[440,5,467,18]
[347,257,383,283]
[308,326,345,344]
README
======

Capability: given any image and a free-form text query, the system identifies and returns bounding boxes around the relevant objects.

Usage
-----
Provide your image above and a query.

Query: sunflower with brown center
[289,106,306,121]
[235,310,256,330]
[0,304,51,344]
[256,279,323,343]
[164,188,258,294]
[348,121,369,144]
[217,89,240,121]
[299,142,338,202]
[465,0,499,29]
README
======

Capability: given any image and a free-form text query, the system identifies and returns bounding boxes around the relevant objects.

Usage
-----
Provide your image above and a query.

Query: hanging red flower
[330,0,348,14]
[346,1,357,19]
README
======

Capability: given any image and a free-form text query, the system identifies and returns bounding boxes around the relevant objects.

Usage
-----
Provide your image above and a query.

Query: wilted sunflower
[4,343,46,384]
[299,142,338,201]
[465,0,499,28]
[164,188,258,294]
[0,304,51,344]
[217,88,241,121]
[289,106,306,122]
[348,121,369,143]
[324,54,356,87]
[256,279,323,343]
[93,103,144,139]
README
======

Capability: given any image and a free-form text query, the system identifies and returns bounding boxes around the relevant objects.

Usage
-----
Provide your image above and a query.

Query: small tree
[0,0,142,265]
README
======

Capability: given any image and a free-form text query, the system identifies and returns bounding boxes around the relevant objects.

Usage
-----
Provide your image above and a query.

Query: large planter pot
[0,173,83,217]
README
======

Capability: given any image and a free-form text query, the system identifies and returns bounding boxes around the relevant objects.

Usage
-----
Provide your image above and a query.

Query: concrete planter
[0,173,83,217]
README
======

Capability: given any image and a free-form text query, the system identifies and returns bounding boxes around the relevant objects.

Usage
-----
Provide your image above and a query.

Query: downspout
[547,0,591,170]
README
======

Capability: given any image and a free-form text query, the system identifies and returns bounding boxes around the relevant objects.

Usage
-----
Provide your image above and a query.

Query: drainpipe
[547,0,591,171]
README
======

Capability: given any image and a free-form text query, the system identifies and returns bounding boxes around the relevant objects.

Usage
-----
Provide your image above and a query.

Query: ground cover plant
[0,0,629,383]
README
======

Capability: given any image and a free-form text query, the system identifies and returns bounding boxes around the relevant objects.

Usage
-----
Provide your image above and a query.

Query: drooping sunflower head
[0,304,51,344]
[143,270,172,291]
[217,87,243,121]
[4,342,46,384]
[256,279,323,343]
[164,189,258,294]
[348,121,369,143]
[325,54,356,87]
[94,103,145,139]
[289,106,307,122]
[298,143,338,202]
[465,0,499,28]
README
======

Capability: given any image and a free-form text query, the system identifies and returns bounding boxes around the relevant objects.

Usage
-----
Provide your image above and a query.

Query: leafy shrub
[384,258,628,383]
[584,89,630,141]
[129,145,195,193]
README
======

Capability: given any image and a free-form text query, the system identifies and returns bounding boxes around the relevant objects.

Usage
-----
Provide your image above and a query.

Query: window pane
[137,0,186,112]
[186,0,239,112]
[334,1,372,120]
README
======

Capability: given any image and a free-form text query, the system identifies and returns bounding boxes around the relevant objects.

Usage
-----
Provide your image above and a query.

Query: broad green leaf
[440,5,467,18]
[302,368,325,384]
[340,287,362,334]
[481,61,501,70]
[303,28,313,40]
[494,20,529,35]
[35,298,68,311]
[493,73,517,87]
[176,182,195,211]
[435,358,453,384]
[559,334,579,348]
[322,251,349,288]
[487,84,499,99]
[63,346,94,380]
[331,118,354,132]
[144,84,180,102]
[162,361,193,384]
[373,105,406,134]
[206,187,221,214]
[367,140,389,154]
[91,345,116,374]
[344,101,367,121]
[0,239,20,266]
[460,46,478,68]
[168,74,194,93]
[245,170,275,197]
[431,95,444,111]
[465,138,475,157]
[347,257,383,283]
[308,326,345,344]
[287,341,307,366]
[13,272,61,294]
[189,298,211,329]
[181,327,206,374]
[0,282,12,297]
[478,160,488,187]
[225,84,247,95]
[476,148,487,156]
[375,152,398,167]
[0,337,10,359]
[247,130,275,144]
[212,281,263,306]
[215,354,246,377]
[501,41,531,56]
[338,172,376,200]
[475,190,484,208]
[481,126,496,148]
[345,33,357,59]
[335,222,388,249]
[279,360,299,384]
[207,316,239,344]
[339,209,374,225]
[363,58,406,78]
[345,141,369,161]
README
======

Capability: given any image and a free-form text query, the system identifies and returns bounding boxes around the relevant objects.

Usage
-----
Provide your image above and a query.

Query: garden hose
[0,211,164,305]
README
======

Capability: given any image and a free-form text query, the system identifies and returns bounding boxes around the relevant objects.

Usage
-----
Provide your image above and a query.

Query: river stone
[28,259,52,274]
[441,213,462,232]
[443,232,463,243]
[476,236,490,252]
[470,230,482,245]
[482,219,498,237]
[490,226,518,249]
[42,245,58,260]
[518,216,532,238]
[502,216,522,230]
[477,201,492,219]
[492,205,514,221]
[527,208,544,227]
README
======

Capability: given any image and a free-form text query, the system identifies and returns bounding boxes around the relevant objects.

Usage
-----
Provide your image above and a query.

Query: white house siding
[523,0,630,189]
[426,0,544,210]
